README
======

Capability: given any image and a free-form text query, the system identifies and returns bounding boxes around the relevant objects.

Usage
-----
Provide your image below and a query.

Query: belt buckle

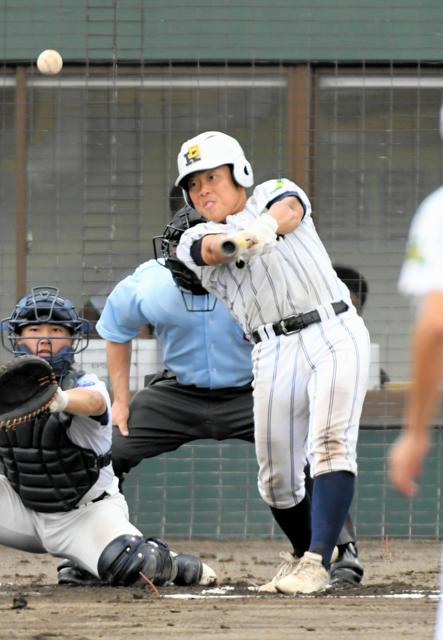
[279,317,302,336]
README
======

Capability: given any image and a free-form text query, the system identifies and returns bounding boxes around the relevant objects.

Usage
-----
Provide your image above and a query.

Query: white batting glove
[49,387,69,413]
[245,213,278,256]
[221,214,278,261]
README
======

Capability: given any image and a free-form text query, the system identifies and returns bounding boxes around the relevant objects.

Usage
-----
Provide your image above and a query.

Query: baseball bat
[220,236,249,258]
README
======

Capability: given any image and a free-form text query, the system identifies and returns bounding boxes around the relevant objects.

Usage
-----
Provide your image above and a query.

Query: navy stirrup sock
[270,495,311,558]
[309,471,355,568]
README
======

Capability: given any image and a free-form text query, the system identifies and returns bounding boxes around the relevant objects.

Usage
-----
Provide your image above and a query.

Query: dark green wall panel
[124,428,443,540]
[1,1,443,63]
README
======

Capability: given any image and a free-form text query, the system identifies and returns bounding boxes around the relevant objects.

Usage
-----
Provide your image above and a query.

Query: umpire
[69,206,363,588]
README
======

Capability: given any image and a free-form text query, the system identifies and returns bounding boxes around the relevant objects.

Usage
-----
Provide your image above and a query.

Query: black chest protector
[0,370,111,513]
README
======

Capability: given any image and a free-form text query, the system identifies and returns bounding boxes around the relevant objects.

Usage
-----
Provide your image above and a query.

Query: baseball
[36,49,63,75]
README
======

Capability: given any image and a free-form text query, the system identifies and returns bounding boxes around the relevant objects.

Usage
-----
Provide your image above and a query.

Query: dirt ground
[0,537,440,640]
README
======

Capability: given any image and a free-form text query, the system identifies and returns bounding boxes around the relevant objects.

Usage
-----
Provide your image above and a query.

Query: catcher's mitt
[0,355,58,429]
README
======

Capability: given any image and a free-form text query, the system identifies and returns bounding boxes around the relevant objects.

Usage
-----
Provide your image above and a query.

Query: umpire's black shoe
[330,543,364,586]
[173,553,217,586]
[57,559,104,586]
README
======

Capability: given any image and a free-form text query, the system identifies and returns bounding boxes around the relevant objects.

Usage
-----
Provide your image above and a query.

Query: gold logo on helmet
[184,144,201,167]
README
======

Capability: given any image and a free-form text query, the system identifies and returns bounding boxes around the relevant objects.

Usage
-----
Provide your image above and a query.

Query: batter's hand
[220,214,278,261]
[111,399,130,437]
[388,430,430,496]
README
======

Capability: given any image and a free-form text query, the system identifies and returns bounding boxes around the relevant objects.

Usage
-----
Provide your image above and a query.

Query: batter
[175,131,370,594]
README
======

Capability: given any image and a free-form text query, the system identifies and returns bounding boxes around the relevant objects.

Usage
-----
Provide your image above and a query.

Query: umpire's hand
[112,399,130,436]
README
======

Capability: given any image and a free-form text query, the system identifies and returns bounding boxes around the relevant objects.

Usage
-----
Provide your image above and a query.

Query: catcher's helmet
[1,287,89,366]
[153,206,208,296]
[175,131,254,205]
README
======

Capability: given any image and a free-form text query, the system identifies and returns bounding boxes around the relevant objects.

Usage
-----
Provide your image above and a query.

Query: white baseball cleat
[275,551,330,595]
[258,545,337,593]
[258,551,299,593]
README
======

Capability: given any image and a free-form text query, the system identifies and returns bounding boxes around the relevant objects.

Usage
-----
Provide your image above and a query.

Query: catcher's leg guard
[173,553,217,586]
[173,553,203,585]
[97,535,177,586]
[57,558,104,586]
[330,543,364,586]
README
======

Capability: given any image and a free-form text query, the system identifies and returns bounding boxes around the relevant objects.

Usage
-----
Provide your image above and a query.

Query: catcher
[0,286,216,588]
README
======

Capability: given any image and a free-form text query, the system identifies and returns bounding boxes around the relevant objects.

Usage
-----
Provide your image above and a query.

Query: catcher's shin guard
[330,543,364,586]
[173,553,217,586]
[173,553,203,585]
[97,535,177,587]
[57,559,104,586]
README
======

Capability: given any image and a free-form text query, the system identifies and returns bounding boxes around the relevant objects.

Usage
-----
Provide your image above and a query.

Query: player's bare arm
[200,215,277,264]
[198,195,304,265]
[50,386,106,417]
[106,340,132,436]
[268,195,304,234]
[389,291,443,496]
[200,233,247,265]
[406,291,443,431]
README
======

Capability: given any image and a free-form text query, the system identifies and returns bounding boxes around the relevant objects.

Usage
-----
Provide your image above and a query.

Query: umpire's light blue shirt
[96,260,253,389]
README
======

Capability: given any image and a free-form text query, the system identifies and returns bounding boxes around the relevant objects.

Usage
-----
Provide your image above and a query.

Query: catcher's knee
[97,535,177,586]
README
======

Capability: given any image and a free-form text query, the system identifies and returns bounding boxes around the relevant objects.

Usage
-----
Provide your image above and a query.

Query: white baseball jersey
[0,370,142,576]
[178,179,370,509]
[178,179,354,336]
[68,372,118,503]
[398,184,443,298]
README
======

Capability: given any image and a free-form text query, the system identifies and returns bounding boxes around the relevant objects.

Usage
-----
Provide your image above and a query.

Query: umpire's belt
[251,301,349,344]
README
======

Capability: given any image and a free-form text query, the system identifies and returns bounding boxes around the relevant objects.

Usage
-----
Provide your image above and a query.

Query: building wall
[1,1,443,63]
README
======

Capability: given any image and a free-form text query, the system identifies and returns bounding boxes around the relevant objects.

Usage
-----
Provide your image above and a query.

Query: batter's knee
[309,453,357,477]
[97,535,177,586]
[258,472,305,509]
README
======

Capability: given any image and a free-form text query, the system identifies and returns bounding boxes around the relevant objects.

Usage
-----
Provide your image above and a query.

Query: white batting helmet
[175,131,254,203]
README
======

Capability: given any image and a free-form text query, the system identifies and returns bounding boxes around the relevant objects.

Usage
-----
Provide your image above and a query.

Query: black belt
[90,491,109,503]
[74,491,109,509]
[251,301,349,343]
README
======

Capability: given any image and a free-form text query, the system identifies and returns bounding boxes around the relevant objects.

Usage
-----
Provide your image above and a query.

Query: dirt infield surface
[0,538,440,640]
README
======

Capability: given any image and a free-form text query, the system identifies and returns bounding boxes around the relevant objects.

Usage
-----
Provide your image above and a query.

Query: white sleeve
[398,193,443,298]
[76,373,111,405]
[249,179,312,218]
[75,373,112,427]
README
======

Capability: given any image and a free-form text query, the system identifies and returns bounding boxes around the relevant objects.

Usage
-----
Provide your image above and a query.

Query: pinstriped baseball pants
[252,311,370,509]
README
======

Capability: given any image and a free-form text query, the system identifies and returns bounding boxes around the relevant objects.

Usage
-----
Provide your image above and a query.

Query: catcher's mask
[152,206,216,312]
[1,286,90,375]
[175,131,254,207]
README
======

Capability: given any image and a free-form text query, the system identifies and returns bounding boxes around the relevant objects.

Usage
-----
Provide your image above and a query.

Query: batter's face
[187,165,247,222]
[17,323,73,358]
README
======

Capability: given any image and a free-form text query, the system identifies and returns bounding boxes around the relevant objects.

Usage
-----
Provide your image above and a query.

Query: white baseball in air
[36,49,63,75]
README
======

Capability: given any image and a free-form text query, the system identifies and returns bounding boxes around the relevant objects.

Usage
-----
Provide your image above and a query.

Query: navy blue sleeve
[90,410,109,425]
[190,238,208,266]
